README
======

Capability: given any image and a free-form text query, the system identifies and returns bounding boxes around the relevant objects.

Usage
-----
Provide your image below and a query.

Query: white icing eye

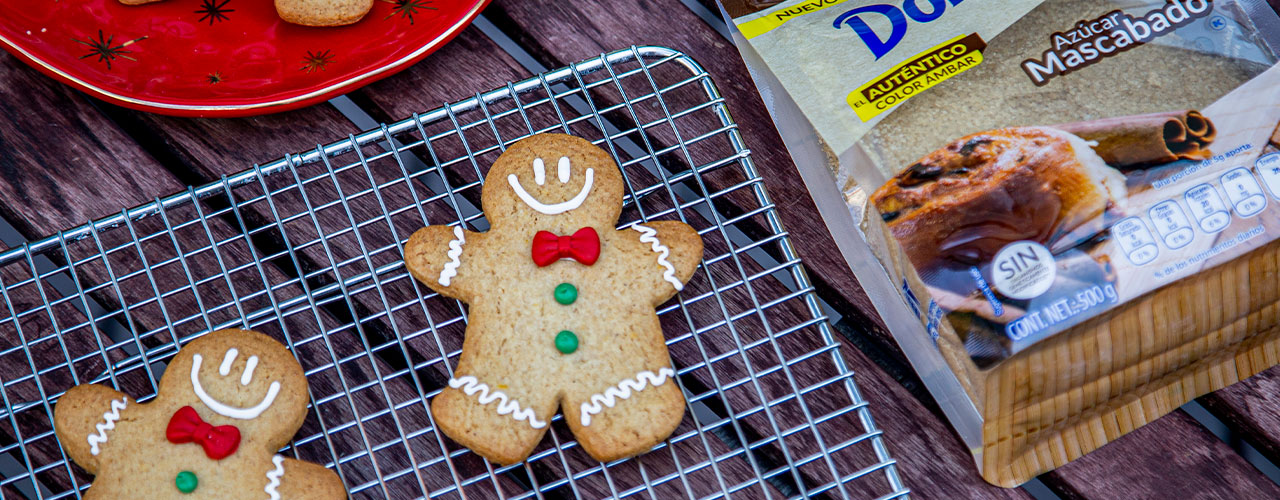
[241,356,259,386]
[533,158,546,185]
[558,157,570,183]
[219,349,238,376]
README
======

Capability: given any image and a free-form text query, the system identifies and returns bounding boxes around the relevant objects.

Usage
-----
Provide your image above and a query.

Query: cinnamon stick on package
[717,0,1280,487]
[1055,110,1217,167]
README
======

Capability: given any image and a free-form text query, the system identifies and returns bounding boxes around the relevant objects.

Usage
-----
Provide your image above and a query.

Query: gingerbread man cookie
[54,329,345,499]
[404,133,703,464]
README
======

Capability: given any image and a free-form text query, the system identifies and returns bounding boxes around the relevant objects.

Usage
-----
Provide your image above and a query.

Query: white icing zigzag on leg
[631,225,683,291]
[449,376,547,429]
[579,368,676,426]
[438,226,466,286]
[87,398,128,456]
[264,454,285,500]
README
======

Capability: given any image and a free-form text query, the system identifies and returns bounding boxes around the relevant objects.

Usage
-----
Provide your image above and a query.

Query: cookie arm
[52,384,132,474]
[404,224,483,302]
[268,456,347,500]
[624,221,704,305]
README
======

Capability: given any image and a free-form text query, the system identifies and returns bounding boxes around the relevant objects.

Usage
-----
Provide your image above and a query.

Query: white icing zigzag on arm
[87,398,128,456]
[438,226,466,286]
[265,454,285,500]
[631,225,683,291]
[579,368,676,426]
[449,376,547,428]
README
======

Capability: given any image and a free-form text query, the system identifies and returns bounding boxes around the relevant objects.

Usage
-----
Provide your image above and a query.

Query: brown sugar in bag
[858,0,1268,178]
[721,0,1280,487]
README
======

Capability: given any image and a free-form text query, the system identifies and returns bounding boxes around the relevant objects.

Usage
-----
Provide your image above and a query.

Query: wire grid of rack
[0,46,906,499]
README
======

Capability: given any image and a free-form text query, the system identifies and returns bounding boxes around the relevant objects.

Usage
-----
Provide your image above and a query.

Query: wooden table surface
[3,1,1280,498]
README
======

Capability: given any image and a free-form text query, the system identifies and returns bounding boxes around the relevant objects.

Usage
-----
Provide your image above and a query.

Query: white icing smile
[191,350,281,420]
[508,157,594,215]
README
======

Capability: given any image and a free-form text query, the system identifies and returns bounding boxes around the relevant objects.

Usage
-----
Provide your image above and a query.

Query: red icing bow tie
[532,227,600,267]
[166,406,241,460]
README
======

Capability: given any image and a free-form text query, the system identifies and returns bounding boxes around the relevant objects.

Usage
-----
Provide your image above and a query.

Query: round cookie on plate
[275,0,375,26]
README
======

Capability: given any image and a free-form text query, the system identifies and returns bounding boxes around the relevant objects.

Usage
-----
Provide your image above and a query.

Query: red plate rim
[0,0,489,118]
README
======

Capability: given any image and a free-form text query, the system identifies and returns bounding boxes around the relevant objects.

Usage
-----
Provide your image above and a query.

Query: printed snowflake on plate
[382,0,437,25]
[76,30,147,70]
[299,50,334,73]
[195,0,235,25]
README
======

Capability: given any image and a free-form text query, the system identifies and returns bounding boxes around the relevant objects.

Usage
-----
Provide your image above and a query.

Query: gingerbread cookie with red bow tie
[404,133,703,464]
[53,329,345,499]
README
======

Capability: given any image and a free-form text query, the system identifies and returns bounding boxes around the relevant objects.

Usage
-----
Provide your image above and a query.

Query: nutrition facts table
[1114,217,1159,265]
[1221,167,1267,217]
[1256,152,1280,198]
[1148,201,1194,249]
[1185,183,1231,233]
[1126,158,1280,267]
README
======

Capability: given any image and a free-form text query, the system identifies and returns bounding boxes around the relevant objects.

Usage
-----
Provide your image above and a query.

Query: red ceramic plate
[0,0,488,117]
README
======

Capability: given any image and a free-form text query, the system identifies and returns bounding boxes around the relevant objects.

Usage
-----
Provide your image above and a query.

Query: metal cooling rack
[0,46,907,499]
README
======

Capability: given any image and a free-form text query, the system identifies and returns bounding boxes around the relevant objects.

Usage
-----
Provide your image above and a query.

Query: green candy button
[175,471,198,494]
[555,330,579,354]
[554,283,577,305]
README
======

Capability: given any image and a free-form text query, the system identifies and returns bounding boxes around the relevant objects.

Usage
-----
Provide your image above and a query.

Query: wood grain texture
[477,0,1033,497]
[1201,364,1280,465]
[0,0,1276,497]
[487,0,1280,495]
[0,266,123,497]
[342,22,927,499]
[353,28,796,499]
[0,51,466,499]
[1044,410,1280,499]
[483,0,889,341]
[79,29,664,499]
[906,208,1280,487]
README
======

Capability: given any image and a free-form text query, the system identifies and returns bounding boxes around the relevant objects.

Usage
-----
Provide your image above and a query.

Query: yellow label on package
[737,0,852,39]
[847,33,986,121]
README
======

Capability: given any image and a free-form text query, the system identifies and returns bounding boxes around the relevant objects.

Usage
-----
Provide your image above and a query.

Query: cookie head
[159,329,310,448]
[482,134,625,232]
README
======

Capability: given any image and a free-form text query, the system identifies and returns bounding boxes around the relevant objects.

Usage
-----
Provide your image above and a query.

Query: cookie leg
[432,375,557,465]
[268,455,347,499]
[565,366,685,462]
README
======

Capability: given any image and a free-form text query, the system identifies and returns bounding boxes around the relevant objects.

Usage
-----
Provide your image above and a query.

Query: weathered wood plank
[1043,410,1280,499]
[691,2,1280,494]
[67,30,590,498]
[481,0,888,342]
[93,26,785,498]
[0,265,126,497]
[349,25,874,499]
[482,0,1280,497]
[0,52,479,499]
[391,2,1029,496]
[1200,368,1280,465]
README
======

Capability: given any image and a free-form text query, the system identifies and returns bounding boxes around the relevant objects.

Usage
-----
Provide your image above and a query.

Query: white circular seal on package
[991,241,1056,300]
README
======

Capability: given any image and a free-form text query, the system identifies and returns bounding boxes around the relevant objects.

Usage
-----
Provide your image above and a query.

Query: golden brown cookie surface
[405,134,703,464]
[53,329,346,499]
[275,0,374,26]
